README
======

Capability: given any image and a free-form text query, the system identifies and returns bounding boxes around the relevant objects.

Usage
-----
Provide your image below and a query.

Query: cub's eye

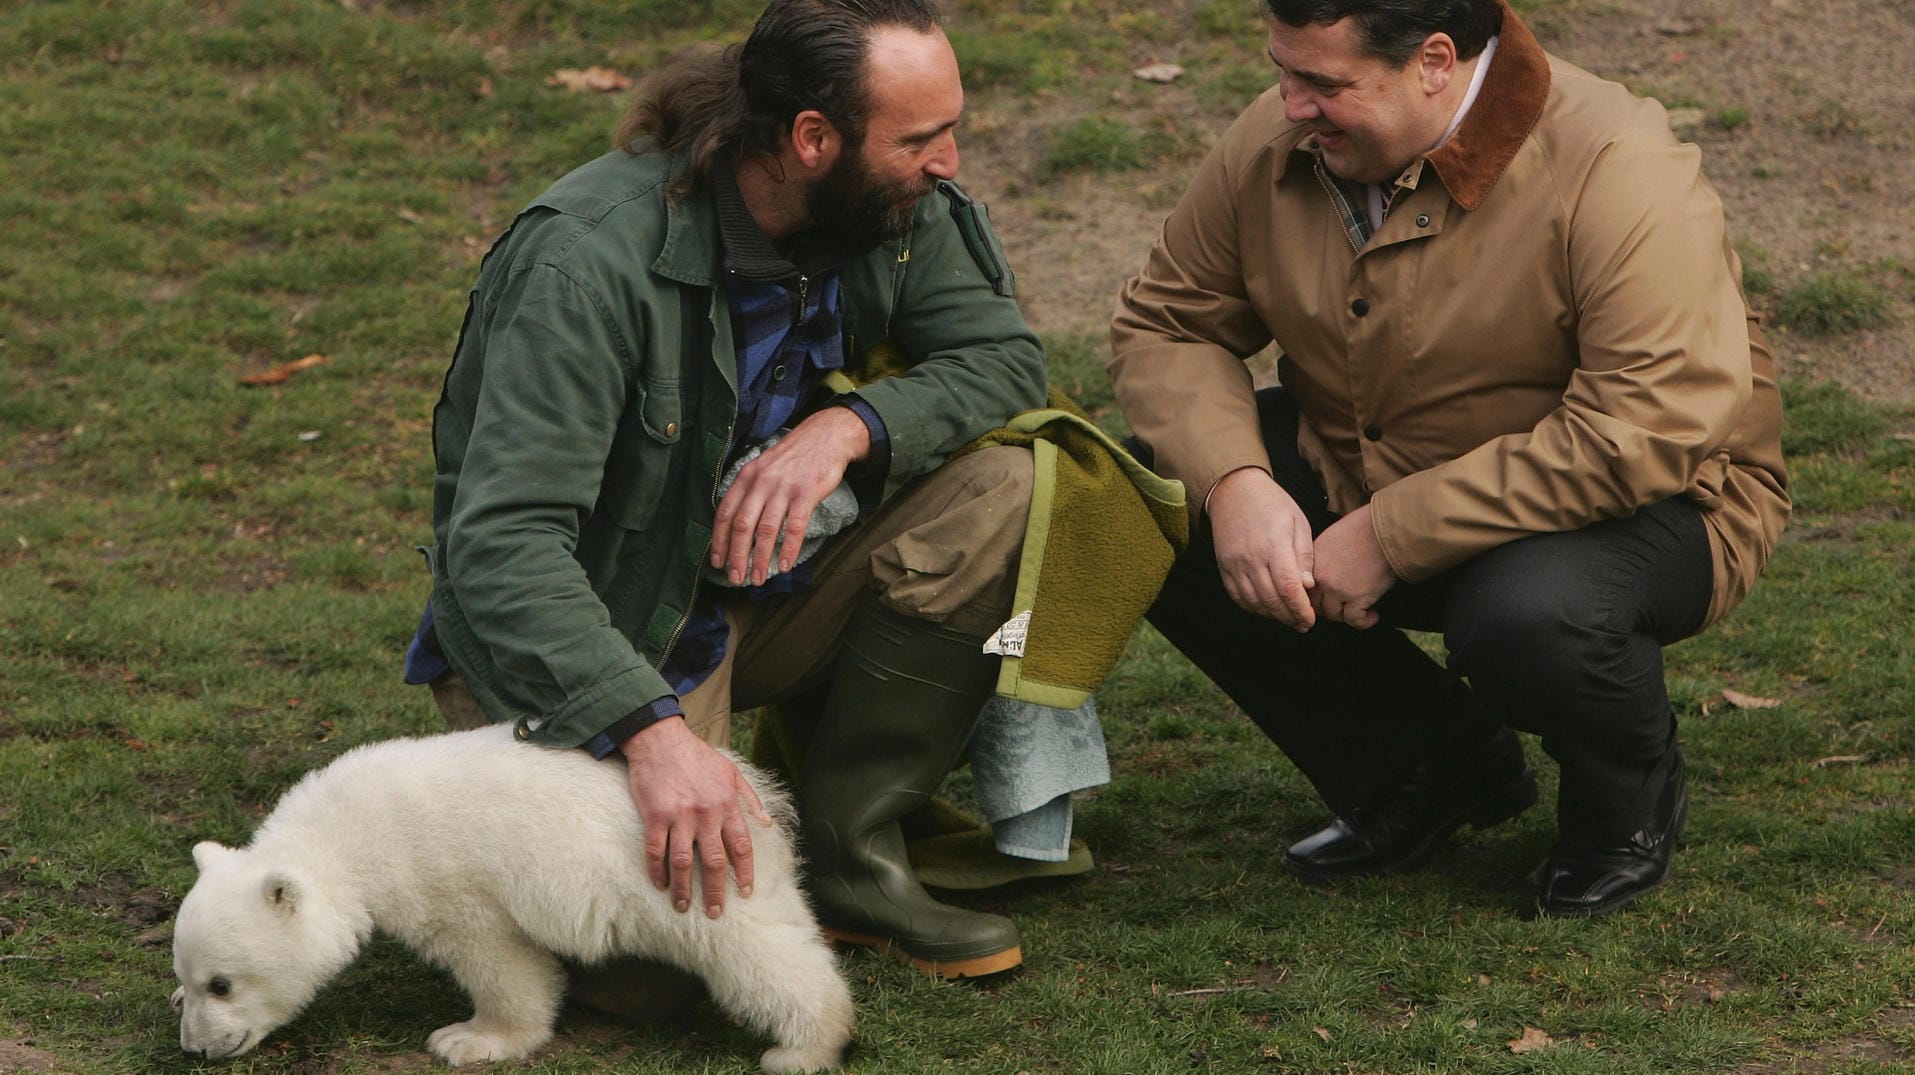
[209,977,231,997]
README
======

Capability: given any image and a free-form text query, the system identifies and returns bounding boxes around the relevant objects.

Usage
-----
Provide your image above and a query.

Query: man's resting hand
[617,718,772,918]
[1206,466,1318,631]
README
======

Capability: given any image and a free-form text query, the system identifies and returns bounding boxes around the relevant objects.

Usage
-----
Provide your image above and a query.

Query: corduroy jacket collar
[1423,0,1551,210]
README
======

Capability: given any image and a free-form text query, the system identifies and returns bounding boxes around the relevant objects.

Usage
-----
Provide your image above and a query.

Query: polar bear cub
[171,724,853,1072]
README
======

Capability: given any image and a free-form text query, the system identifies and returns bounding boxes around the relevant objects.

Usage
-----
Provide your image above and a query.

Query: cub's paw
[425,1020,547,1065]
[759,1042,846,1073]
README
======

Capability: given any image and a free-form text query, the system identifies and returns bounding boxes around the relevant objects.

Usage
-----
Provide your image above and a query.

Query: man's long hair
[617,0,942,193]
[1264,0,1502,64]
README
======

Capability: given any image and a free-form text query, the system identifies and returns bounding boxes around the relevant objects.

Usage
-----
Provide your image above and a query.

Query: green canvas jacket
[425,148,1046,748]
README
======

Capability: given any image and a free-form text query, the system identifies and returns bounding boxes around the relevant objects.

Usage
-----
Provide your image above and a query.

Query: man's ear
[1417,32,1459,95]
[789,109,843,172]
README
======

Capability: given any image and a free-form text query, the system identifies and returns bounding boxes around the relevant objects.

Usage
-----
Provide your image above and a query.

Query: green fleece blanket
[955,391,1189,705]
[823,345,1188,701]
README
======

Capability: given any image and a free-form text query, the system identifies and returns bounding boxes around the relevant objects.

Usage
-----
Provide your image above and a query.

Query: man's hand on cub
[1310,505,1398,630]
[712,407,870,587]
[1206,466,1317,631]
[618,718,771,918]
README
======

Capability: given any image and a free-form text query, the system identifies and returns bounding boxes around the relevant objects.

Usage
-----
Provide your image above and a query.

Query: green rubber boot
[799,601,1023,978]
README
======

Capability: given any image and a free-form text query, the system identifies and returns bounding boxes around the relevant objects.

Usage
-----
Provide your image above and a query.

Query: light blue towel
[969,694,1110,861]
[703,432,860,587]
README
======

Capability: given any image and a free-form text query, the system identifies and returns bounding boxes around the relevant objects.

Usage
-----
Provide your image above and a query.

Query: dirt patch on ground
[962,0,1914,401]
[1737,1034,1913,1074]
[1644,967,1749,1011]
[0,1039,73,1074]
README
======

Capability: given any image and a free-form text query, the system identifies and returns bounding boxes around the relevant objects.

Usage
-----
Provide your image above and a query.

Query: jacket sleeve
[848,187,1048,496]
[437,259,675,743]
[1369,134,1753,581]
[1108,113,1282,520]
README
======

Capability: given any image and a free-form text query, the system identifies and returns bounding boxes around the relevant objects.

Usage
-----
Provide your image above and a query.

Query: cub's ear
[191,841,235,873]
[261,871,302,916]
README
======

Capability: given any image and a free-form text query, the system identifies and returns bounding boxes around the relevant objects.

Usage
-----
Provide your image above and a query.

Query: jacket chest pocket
[599,380,686,532]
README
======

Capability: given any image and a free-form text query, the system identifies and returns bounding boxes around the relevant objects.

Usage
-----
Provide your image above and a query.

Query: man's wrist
[800,399,868,461]
[1205,464,1274,517]
[585,697,684,759]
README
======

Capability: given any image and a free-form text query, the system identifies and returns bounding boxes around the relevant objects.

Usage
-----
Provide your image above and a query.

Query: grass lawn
[2,2,1910,1073]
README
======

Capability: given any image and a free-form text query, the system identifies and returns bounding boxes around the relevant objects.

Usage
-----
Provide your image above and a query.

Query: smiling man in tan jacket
[1109,0,1788,916]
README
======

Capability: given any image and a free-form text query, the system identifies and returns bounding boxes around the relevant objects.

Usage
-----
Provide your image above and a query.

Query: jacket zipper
[662,270,803,667]
[1314,158,1364,257]
[658,416,736,668]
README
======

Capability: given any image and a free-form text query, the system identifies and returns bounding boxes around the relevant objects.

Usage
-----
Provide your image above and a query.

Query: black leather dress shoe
[1282,725,1538,881]
[1537,752,1687,917]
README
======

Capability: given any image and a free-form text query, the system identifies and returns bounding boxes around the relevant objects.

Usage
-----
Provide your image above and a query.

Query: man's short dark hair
[618,0,943,192]
[1264,0,1502,65]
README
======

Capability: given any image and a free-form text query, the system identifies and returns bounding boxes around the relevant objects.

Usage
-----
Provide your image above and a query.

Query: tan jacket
[1109,4,1788,627]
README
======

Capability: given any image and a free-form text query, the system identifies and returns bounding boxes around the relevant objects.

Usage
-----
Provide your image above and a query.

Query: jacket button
[664,421,679,437]
[1351,297,1370,317]
[1415,213,1431,227]
[1364,424,1383,441]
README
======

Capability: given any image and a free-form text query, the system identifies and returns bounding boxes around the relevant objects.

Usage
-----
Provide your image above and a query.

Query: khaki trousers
[432,445,1032,747]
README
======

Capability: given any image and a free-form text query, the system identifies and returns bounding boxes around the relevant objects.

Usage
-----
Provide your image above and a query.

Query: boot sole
[1283,768,1540,882]
[824,928,1023,979]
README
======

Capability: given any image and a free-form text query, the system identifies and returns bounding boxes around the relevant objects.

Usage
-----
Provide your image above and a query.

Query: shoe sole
[1282,768,1540,882]
[824,928,1023,978]
[1536,788,1690,919]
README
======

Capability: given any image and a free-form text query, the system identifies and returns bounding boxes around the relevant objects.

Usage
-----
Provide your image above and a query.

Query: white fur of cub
[171,724,853,1072]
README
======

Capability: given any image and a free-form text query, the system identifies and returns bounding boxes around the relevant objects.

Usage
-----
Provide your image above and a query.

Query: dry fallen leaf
[1132,62,1185,83]
[546,66,633,93]
[1312,1027,1332,1042]
[238,354,327,387]
[1811,754,1867,768]
[1508,1026,1555,1054]
[1721,688,1783,710]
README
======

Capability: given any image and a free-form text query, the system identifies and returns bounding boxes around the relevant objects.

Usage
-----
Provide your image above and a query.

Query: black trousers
[1137,389,1714,844]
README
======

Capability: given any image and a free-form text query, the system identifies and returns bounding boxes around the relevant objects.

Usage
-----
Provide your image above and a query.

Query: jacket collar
[654,160,721,287]
[1423,0,1550,211]
[1275,0,1550,211]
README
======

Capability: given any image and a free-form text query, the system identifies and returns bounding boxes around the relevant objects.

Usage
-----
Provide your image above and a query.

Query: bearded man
[404,0,1042,979]
[1110,0,1788,916]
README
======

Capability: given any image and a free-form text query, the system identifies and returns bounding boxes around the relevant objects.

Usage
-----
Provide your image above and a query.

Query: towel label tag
[982,610,1032,657]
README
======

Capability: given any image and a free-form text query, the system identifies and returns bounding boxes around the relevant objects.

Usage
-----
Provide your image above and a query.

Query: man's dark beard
[806,149,930,251]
